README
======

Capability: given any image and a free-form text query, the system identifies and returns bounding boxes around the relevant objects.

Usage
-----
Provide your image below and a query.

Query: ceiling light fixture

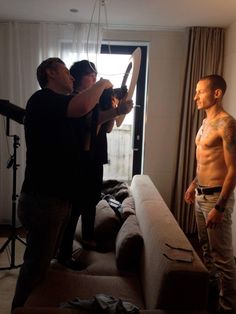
[70,8,78,13]
[86,0,109,64]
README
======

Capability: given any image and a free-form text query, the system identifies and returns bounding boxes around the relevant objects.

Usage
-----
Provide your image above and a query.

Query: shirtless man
[184,75,236,313]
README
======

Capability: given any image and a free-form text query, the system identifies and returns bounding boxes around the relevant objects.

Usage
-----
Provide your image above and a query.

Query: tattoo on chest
[197,116,236,153]
[198,119,219,139]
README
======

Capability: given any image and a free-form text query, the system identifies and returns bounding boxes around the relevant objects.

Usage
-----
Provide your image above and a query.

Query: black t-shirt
[22,88,82,199]
[89,104,108,165]
[94,124,108,165]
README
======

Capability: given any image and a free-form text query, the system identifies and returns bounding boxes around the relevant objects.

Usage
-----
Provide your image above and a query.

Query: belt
[196,186,222,195]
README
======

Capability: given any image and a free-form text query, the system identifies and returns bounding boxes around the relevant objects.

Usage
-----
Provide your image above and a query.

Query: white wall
[103,29,187,207]
[224,21,236,255]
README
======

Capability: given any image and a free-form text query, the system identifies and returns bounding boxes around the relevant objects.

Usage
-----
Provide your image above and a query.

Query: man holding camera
[12,57,132,311]
[57,59,132,267]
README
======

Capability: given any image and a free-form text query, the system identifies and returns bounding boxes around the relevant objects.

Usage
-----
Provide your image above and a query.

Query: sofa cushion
[25,270,145,309]
[115,215,143,271]
[75,200,121,251]
[94,200,121,241]
[73,250,118,275]
[121,196,135,221]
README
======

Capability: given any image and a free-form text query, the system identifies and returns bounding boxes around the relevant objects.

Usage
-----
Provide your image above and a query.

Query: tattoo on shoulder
[222,117,236,152]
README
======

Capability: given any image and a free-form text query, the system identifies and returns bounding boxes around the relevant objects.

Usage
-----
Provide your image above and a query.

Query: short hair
[200,74,227,95]
[70,60,97,92]
[37,57,65,88]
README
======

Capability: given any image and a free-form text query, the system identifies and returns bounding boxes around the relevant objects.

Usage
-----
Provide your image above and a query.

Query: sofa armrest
[130,175,209,310]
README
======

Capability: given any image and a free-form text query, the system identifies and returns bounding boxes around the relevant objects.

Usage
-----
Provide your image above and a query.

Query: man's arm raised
[67,78,113,117]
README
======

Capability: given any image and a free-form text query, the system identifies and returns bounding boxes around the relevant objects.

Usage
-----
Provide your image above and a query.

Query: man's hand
[206,207,224,229]
[206,208,224,229]
[98,78,113,90]
[117,98,133,115]
[184,185,195,204]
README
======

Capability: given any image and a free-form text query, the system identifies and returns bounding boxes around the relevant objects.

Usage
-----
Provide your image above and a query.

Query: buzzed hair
[37,57,65,88]
[200,74,227,95]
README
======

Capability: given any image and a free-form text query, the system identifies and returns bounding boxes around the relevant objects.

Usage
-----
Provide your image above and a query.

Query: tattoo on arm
[223,118,236,152]
[216,195,228,207]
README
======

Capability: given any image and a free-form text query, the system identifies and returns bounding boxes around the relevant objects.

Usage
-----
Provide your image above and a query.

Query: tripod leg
[0,232,26,270]
[0,134,26,271]
[16,234,27,246]
[10,233,16,268]
[0,236,12,253]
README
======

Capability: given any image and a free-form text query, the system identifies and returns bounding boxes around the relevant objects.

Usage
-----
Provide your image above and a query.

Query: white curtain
[0,21,103,223]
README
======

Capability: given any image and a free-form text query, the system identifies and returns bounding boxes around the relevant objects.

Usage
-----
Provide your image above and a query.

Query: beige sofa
[14,175,209,314]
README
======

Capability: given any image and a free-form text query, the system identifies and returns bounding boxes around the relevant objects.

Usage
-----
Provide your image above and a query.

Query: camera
[98,85,128,111]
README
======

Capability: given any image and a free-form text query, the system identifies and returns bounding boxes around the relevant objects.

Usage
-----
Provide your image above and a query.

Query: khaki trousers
[195,191,236,311]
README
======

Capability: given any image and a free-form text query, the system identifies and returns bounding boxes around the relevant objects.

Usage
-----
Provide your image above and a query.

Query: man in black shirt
[12,57,132,311]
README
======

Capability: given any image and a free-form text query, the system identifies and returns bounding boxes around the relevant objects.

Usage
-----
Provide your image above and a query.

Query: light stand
[0,100,26,270]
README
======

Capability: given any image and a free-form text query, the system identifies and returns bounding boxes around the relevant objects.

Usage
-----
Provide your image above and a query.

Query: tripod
[0,130,26,270]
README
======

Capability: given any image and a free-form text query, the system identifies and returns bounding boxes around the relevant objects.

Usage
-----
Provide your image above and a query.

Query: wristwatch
[215,204,225,213]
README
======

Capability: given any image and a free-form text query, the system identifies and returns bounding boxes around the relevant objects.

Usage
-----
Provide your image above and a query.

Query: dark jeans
[57,199,81,261]
[81,162,103,241]
[11,192,71,311]
[58,159,104,262]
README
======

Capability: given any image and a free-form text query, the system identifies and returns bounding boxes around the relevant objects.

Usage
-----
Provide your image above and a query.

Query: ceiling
[0,0,236,30]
